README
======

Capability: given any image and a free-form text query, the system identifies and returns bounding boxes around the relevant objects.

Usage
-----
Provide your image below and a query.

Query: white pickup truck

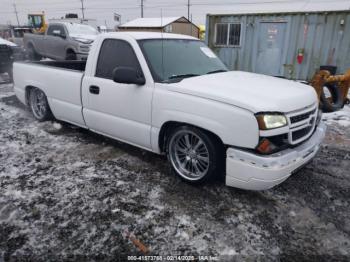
[14,32,326,190]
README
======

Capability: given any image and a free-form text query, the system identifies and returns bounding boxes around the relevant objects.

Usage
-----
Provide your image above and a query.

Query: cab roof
[101,31,198,41]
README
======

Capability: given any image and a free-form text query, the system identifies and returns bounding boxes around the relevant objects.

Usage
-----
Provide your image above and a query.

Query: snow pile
[0,83,13,99]
[322,105,350,128]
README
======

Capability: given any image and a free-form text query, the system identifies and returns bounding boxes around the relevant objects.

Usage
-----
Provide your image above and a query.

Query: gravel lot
[0,79,350,261]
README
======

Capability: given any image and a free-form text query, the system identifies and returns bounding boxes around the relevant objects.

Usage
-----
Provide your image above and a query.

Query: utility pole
[141,0,144,18]
[13,3,20,26]
[187,0,190,20]
[80,0,85,19]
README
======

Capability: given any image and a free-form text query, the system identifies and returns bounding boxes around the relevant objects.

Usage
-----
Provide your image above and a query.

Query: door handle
[89,85,100,95]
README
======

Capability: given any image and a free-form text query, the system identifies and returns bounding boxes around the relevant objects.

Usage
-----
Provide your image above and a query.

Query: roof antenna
[161,8,165,81]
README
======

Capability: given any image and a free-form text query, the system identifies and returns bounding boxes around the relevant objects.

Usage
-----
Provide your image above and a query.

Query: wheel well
[158,121,224,153]
[26,42,35,53]
[25,86,35,106]
[66,49,75,55]
[66,49,77,60]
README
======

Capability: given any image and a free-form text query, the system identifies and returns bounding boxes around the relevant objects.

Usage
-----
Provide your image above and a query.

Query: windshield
[138,39,227,83]
[66,23,98,35]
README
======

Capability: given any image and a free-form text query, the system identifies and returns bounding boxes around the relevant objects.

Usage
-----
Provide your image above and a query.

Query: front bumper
[226,122,327,190]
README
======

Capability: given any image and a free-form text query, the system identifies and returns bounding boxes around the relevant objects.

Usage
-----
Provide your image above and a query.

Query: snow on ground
[0,83,350,261]
[323,105,350,128]
[0,83,13,99]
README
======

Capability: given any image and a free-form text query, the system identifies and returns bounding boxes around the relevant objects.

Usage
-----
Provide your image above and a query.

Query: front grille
[0,44,11,52]
[290,109,316,124]
[292,126,313,141]
[287,105,318,144]
[0,44,9,50]
[79,45,91,53]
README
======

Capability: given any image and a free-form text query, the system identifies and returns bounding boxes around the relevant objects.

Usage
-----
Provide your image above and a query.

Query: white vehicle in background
[13,32,326,190]
[24,22,98,61]
[97,25,108,33]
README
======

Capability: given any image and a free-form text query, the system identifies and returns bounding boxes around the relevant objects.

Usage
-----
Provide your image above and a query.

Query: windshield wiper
[162,73,200,83]
[168,73,200,80]
[206,69,228,75]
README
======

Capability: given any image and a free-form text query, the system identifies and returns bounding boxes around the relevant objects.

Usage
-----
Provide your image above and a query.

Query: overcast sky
[0,0,344,28]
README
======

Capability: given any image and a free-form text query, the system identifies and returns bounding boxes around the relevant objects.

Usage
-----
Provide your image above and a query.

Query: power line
[187,0,191,20]
[13,3,20,26]
[1,0,336,21]
[80,0,85,19]
[141,0,144,18]
[2,0,316,14]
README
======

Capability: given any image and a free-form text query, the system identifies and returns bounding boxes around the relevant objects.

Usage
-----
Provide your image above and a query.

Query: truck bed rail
[29,60,87,71]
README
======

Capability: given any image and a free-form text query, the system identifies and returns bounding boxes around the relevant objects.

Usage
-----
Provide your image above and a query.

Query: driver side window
[95,39,142,80]
[47,25,57,36]
[47,25,65,37]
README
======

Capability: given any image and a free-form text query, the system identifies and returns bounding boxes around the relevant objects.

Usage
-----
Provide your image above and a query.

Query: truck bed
[13,60,86,127]
[29,60,86,71]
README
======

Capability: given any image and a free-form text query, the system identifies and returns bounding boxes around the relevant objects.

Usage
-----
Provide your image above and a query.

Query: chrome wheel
[30,88,48,119]
[169,130,210,181]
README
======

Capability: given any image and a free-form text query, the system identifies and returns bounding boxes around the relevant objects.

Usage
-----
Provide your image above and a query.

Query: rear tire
[29,88,53,121]
[167,126,224,185]
[27,45,41,61]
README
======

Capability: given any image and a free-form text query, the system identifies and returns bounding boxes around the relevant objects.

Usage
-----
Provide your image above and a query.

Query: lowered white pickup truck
[14,32,326,190]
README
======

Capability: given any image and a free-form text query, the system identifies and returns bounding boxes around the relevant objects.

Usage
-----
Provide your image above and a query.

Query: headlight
[79,45,90,53]
[73,37,94,44]
[256,114,287,130]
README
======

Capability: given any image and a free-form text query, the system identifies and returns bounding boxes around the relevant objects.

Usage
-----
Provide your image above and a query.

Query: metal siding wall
[243,16,256,72]
[208,12,350,80]
[285,14,302,78]
[280,16,292,77]
[345,14,350,70]
[335,13,350,71]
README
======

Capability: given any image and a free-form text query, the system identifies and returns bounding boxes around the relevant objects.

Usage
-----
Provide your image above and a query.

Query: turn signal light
[256,138,277,154]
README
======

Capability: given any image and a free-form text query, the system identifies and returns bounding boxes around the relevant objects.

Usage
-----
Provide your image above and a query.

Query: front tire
[66,51,77,60]
[167,126,223,184]
[29,88,53,121]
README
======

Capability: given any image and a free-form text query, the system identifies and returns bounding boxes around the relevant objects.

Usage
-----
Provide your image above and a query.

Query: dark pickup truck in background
[0,37,25,82]
[24,22,98,61]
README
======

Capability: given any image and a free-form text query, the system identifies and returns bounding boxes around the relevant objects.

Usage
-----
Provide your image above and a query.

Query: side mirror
[112,67,145,85]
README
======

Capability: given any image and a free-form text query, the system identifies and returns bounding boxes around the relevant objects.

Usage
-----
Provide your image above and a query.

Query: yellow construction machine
[28,13,47,34]
[311,69,350,112]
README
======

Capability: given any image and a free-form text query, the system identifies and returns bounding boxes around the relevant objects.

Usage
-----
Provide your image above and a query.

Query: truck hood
[0,37,17,47]
[167,71,317,113]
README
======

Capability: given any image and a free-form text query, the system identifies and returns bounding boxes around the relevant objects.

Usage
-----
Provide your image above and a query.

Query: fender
[65,45,78,54]
[151,87,260,153]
